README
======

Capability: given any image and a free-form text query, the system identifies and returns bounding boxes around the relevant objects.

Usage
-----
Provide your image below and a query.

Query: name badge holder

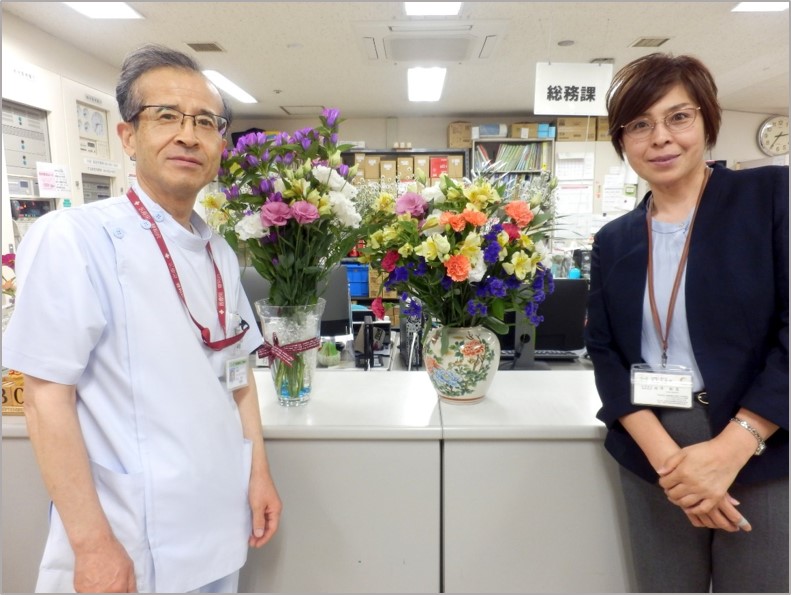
[225,312,250,391]
[631,363,693,409]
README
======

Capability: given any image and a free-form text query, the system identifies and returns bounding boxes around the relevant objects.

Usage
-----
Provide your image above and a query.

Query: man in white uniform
[2,45,282,592]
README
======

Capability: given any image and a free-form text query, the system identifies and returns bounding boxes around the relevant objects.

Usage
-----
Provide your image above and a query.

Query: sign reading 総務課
[534,62,613,116]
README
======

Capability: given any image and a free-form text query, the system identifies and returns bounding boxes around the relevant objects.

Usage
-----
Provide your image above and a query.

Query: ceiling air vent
[354,19,508,64]
[280,106,325,116]
[186,42,225,52]
[629,37,670,48]
[590,57,615,65]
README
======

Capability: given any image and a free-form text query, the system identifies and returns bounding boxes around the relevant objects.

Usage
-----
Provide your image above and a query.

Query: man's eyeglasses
[621,107,701,140]
[133,105,229,136]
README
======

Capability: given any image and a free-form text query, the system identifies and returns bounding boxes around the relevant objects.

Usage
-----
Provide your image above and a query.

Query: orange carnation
[462,209,487,226]
[444,254,471,282]
[440,211,467,232]
[504,201,535,228]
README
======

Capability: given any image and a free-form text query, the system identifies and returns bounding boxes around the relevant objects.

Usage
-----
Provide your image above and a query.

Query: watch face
[758,116,789,157]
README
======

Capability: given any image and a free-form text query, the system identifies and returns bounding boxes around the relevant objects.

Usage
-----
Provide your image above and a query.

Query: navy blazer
[585,164,788,484]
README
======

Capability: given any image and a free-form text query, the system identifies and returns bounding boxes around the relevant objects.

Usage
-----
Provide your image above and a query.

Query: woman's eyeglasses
[621,107,701,140]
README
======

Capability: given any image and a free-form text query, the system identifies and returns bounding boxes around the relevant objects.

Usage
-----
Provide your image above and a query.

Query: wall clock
[757,115,789,157]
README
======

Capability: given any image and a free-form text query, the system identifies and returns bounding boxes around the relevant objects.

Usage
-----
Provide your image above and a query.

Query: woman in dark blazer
[585,53,788,592]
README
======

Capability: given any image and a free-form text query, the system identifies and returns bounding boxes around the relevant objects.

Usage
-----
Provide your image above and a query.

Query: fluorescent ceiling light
[731,2,788,11]
[408,67,446,102]
[404,2,462,16]
[63,2,143,19]
[202,70,258,104]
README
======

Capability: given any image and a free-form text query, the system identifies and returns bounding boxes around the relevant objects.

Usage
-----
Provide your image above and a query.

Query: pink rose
[395,192,428,218]
[261,201,292,227]
[291,201,320,225]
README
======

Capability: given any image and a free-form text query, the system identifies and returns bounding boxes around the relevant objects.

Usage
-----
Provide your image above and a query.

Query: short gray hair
[115,44,232,125]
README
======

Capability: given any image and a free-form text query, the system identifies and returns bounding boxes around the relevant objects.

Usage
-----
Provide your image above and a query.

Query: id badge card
[225,356,249,391]
[631,363,693,409]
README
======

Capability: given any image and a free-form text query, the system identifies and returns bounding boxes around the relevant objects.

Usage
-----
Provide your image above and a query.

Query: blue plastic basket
[346,264,369,297]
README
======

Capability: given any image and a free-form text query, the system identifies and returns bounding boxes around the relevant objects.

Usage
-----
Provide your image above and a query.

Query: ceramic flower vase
[256,298,325,407]
[423,325,500,405]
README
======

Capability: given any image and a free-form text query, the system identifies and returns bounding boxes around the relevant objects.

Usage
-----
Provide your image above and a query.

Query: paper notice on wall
[556,182,593,215]
[36,162,72,199]
[555,152,594,180]
[601,174,633,212]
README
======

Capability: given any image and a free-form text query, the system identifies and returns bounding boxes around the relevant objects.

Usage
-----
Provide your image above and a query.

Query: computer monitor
[318,265,353,338]
[534,278,588,351]
[239,264,352,338]
[496,278,588,367]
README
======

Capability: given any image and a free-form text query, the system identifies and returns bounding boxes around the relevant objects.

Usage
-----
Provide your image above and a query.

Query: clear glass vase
[255,298,326,406]
[422,325,501,405]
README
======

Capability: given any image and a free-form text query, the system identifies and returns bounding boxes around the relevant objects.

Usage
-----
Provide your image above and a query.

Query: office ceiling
[2,2,788,120]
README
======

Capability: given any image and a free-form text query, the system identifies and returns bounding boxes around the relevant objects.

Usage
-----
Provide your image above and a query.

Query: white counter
[3,368,634,593]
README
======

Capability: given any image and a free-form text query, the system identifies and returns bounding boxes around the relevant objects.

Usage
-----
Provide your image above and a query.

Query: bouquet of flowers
[359,169,558,346]
[204,108,364,402]
[207,107,362,307]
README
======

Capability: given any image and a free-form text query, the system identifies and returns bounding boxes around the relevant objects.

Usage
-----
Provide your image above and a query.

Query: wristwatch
[730,417,766,456]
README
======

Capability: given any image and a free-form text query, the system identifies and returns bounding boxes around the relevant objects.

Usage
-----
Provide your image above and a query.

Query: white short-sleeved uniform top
[2,185,263,592]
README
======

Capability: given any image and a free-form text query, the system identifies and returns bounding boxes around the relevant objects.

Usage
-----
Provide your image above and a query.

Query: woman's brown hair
[606,53,722,160]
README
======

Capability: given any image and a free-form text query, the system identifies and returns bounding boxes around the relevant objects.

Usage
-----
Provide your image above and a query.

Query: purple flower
[486,277,506,298]
[504,275,521,290]
[401,295,423,318]
[338,164,349,177]
[322,108,340,127]
[261,201,292,227]
[466,300,488,317]
[291,201,320,225]
[440,276,453,291]
[385,266,409,289]
[246,154,260,167]
[259,178,273,195]
[395,192,428,218]
[525,301,544,327]
[484,224,504,242]
[483,242,501,264]
[301,137,312,150]
[223,186,239,200]
[330,132,338,144]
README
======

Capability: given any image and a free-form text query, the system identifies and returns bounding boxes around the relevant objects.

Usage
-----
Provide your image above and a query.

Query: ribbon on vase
[258,333,321,367]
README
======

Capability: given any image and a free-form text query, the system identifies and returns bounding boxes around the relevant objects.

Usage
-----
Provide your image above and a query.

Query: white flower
[273,177,286,195]
[422,185,446,204]
[329,191,361,228]
[234,213,268,240]
[468,257,487,283]
[313,165,357,199]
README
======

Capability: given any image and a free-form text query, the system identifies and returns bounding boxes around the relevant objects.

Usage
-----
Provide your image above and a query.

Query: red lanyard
[126,189,248,351]
[645,167,710,366]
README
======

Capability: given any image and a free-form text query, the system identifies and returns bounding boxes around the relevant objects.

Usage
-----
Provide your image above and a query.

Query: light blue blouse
[641,214,705,392]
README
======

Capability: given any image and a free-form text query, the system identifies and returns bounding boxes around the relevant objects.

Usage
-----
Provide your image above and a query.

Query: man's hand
[73,535,137,593]
[248,468,282,548]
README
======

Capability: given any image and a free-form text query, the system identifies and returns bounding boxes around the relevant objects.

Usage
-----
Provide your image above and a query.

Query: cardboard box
[556,128,597,142]
[429,156,449,178]
[556,117,592,129]
[447,155,464,178]
[557,117,597,141]
[397,156,414,180]
[380,159,397,182]
[363,155,381,179]
[413,156,430,179]
[448,121,472,148]
[368,268,398,299]
[596,117,612,141]
[352,152,366,178]
[510,122,539,139]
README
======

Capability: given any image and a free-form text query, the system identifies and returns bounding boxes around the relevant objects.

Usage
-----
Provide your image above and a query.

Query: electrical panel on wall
[2,100,56,240]
[3,100,51,197]
[60,78,127,204]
